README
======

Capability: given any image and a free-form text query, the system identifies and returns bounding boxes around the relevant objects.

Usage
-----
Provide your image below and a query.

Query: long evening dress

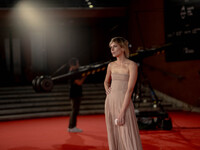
[105,73,143,150]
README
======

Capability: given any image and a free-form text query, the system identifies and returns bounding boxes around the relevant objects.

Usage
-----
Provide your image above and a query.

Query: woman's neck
[116,55,127,65]
[116,55,126,65]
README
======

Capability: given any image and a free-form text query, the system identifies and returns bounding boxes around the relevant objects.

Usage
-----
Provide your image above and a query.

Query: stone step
[0,103,104,115]
[0,99,105,110]
[0,95,105,103]
[0,109,105,121]
[0,90,105,97]
[0,84,104,91]
[0,90,105,96]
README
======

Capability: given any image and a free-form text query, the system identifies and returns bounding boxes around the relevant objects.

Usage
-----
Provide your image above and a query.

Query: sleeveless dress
[105,73,143,150]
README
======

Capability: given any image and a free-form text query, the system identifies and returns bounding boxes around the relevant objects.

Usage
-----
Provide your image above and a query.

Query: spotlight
[153,104,157,108]
[89,5,93,8]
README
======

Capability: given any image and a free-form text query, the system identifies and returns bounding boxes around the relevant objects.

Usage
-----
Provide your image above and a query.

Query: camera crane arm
[32,43,172,92]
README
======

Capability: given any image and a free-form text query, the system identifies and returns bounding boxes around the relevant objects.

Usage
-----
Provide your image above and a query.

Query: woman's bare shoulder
[108,61,116,67]
[127,59,138,69]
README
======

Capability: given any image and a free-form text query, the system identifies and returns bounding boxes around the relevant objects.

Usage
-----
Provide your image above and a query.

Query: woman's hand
[117,112,125,126]
[106,87,111,95]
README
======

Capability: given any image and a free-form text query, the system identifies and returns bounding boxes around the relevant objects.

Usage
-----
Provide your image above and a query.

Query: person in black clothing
[68,58,86,132]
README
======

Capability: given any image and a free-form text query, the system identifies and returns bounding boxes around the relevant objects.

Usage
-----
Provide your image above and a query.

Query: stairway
[0,84,106,121]
[0,83,182,121]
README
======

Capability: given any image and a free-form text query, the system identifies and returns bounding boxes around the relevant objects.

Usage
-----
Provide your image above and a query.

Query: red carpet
[0,111,200,150]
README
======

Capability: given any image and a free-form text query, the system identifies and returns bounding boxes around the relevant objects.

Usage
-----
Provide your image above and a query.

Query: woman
[104,37,143,150]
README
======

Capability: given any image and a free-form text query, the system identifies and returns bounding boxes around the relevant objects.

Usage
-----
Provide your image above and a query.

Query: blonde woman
[104,37,143,150]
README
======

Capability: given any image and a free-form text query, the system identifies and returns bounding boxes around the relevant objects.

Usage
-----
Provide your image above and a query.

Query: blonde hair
[109,37,129,58]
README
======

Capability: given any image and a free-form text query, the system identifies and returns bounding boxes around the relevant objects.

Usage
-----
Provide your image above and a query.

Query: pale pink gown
[105,73,143,150]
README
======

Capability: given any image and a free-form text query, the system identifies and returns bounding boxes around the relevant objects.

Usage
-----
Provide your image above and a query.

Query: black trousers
[68,97,81,128]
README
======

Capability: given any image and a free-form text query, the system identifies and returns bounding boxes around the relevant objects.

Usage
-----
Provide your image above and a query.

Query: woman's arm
[104,63,112,94]
[117,61,138,125]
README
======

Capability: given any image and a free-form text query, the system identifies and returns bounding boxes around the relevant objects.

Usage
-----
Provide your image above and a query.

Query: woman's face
[110,42,124,57]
